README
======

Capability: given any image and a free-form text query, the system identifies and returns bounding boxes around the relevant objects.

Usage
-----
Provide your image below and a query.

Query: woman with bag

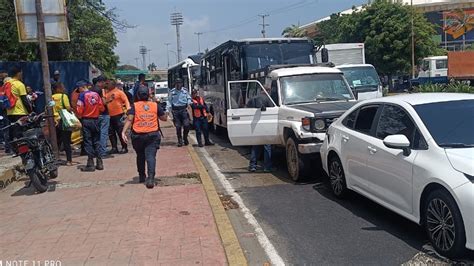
[52,82,73,166]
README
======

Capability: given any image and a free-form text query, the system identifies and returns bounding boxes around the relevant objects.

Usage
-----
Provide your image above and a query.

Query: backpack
[0,81,17,110]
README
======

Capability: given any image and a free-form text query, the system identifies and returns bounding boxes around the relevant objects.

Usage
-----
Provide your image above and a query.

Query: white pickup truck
[226,65,357,180]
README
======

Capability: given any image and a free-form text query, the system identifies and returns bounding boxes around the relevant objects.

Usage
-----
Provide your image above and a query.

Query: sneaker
[248,167,256,172]
[82,158,96,172]
[177,142,183,147]
[183,139,189,146]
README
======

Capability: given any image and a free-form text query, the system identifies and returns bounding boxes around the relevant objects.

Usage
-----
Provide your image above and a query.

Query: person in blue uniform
[166,78,192,147]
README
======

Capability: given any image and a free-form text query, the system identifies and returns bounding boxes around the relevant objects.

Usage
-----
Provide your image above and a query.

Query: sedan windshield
[280,73,354,105]
[414,99,474,148]
[340,66,380,91]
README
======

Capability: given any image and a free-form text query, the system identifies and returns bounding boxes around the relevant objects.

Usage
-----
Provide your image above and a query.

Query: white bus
[167,55,201,93]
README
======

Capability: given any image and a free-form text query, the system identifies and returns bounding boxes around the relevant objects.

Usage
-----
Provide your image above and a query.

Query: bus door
[226,80,280,146]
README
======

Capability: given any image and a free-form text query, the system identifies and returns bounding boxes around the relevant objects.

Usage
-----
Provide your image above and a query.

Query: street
[196,130,474,265]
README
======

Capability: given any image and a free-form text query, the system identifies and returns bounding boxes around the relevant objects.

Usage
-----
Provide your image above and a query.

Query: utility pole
[134,57,140,68]
[258,14,269,38]
[170,12,184,61]
[194,32,203,53]
[139,45,147,70]
[35,0,58,156]
[411,0,416,79]
[165,43,171,68]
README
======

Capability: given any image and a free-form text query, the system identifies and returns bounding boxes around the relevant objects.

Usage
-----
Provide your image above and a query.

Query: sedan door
[339,104,381,193]
[226,80,280,146]
[365,104,418,214]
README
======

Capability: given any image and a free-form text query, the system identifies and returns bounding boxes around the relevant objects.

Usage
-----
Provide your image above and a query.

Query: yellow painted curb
[188,145,248,266]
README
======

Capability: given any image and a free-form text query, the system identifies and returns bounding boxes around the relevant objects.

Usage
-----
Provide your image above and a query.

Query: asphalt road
[195,130,474,265]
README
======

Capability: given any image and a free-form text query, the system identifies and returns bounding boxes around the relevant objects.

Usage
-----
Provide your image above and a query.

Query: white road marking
[191,136,286,266]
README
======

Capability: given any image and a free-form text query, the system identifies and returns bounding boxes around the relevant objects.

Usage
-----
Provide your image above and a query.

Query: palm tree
[444,9,474,50]
[282,24,306,37]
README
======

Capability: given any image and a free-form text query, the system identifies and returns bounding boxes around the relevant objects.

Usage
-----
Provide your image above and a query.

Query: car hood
[445,148,474,176]
[290,101,356,115]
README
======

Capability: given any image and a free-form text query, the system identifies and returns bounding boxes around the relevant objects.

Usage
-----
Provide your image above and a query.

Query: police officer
[190,89,213,147]
[122,86,167,189]
[167,78,192,147]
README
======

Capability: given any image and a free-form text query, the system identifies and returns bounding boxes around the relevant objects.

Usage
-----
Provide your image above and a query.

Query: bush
[414,81,474,93]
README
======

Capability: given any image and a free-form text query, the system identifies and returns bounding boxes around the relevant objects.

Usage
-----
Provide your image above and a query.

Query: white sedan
[320,93,474,258]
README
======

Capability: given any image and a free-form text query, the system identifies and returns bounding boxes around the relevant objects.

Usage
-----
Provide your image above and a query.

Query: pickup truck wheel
[286,137,304,181]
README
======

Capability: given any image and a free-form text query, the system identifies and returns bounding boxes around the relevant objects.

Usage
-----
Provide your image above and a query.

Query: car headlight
[465,173,474,183]
[314,119,326,131]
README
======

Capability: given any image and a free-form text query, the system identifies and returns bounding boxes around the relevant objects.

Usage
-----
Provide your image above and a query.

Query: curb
[187,145,248,266]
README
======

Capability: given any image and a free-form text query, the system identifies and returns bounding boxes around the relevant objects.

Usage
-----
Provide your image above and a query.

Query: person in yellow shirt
[52,82,73,166]
[104,79,130,154]
[6,66,33,140]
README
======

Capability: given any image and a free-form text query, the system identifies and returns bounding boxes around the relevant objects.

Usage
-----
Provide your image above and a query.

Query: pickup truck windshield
[244,42,312,71]
[340,66,380,91]
[414,99,474,147]
[281,73,354,105]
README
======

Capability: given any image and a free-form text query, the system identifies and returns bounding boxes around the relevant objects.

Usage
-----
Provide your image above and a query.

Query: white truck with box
[317,43,383,99]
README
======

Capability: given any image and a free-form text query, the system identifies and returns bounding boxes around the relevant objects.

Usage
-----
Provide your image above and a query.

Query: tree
[282,24,306,37]
[117,64,139,71]
[0,0,124,75]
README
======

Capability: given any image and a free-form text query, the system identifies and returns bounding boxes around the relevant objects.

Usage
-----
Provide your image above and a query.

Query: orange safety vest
[132,101,159,134]
[192,97,207,118]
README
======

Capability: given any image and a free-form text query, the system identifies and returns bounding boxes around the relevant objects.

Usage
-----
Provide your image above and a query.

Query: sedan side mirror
[383,134,411,156]
[260,106,267,112]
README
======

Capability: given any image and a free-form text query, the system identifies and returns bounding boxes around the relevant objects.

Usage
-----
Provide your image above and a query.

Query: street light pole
[165,43,171,68]
[35,0,58,156]
[194,32,203,53]
[411,0,416,79]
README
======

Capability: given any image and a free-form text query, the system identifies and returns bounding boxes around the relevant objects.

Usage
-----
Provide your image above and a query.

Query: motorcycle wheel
[28,170,48,193]
[49,168,58,179]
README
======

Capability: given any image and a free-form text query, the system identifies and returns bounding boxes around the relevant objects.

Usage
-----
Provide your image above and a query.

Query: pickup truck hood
[445,148,474,176]
[290,101,356,115]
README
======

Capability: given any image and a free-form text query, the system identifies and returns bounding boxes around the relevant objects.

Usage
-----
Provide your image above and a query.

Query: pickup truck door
[226,80,280,146]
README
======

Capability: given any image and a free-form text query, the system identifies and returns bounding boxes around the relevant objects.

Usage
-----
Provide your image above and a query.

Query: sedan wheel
[328,156,347,198]
[424,190,466,258]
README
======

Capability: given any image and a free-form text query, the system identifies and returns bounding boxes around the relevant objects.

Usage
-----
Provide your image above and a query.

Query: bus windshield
[243,42,312,71]
[340,66,380,91]
[281,73,354,105]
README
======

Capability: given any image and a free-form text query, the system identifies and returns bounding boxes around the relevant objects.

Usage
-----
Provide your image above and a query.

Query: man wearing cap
[91,76,112,159]
[76,81,105,172]
[166,78,192,147]
[50,70,61,87]
[121,86,167,188]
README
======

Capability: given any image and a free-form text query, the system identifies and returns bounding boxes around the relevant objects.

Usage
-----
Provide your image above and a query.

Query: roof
[168,58,199,70]
[364,93,474,106]
[336,64,375,69]
[268,66,342,78]
[423,56,448,60]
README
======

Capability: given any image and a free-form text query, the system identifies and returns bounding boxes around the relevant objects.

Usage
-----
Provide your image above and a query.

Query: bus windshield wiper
[438,143,474,148]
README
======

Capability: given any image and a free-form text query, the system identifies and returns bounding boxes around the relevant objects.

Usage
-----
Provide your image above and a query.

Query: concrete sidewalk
[0,124,234,265]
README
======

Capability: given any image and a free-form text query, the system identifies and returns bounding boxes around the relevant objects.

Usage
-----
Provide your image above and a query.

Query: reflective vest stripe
[132,101,159,133]
[192,97,207,118]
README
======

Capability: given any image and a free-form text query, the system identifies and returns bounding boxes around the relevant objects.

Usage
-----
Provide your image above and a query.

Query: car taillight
[17,145,29,155]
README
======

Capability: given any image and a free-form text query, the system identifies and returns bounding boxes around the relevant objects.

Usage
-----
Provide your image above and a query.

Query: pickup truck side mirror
[260,106,267,112]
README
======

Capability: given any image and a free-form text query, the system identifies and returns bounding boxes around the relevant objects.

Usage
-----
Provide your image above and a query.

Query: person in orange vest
[190,89,214,147]
[121,86,167,188]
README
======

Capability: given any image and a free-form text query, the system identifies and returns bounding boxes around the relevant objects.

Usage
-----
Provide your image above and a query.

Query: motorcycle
[1,112,58,193]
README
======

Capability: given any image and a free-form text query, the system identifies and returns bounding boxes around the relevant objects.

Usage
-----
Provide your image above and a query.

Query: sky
[103,0,368,69]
